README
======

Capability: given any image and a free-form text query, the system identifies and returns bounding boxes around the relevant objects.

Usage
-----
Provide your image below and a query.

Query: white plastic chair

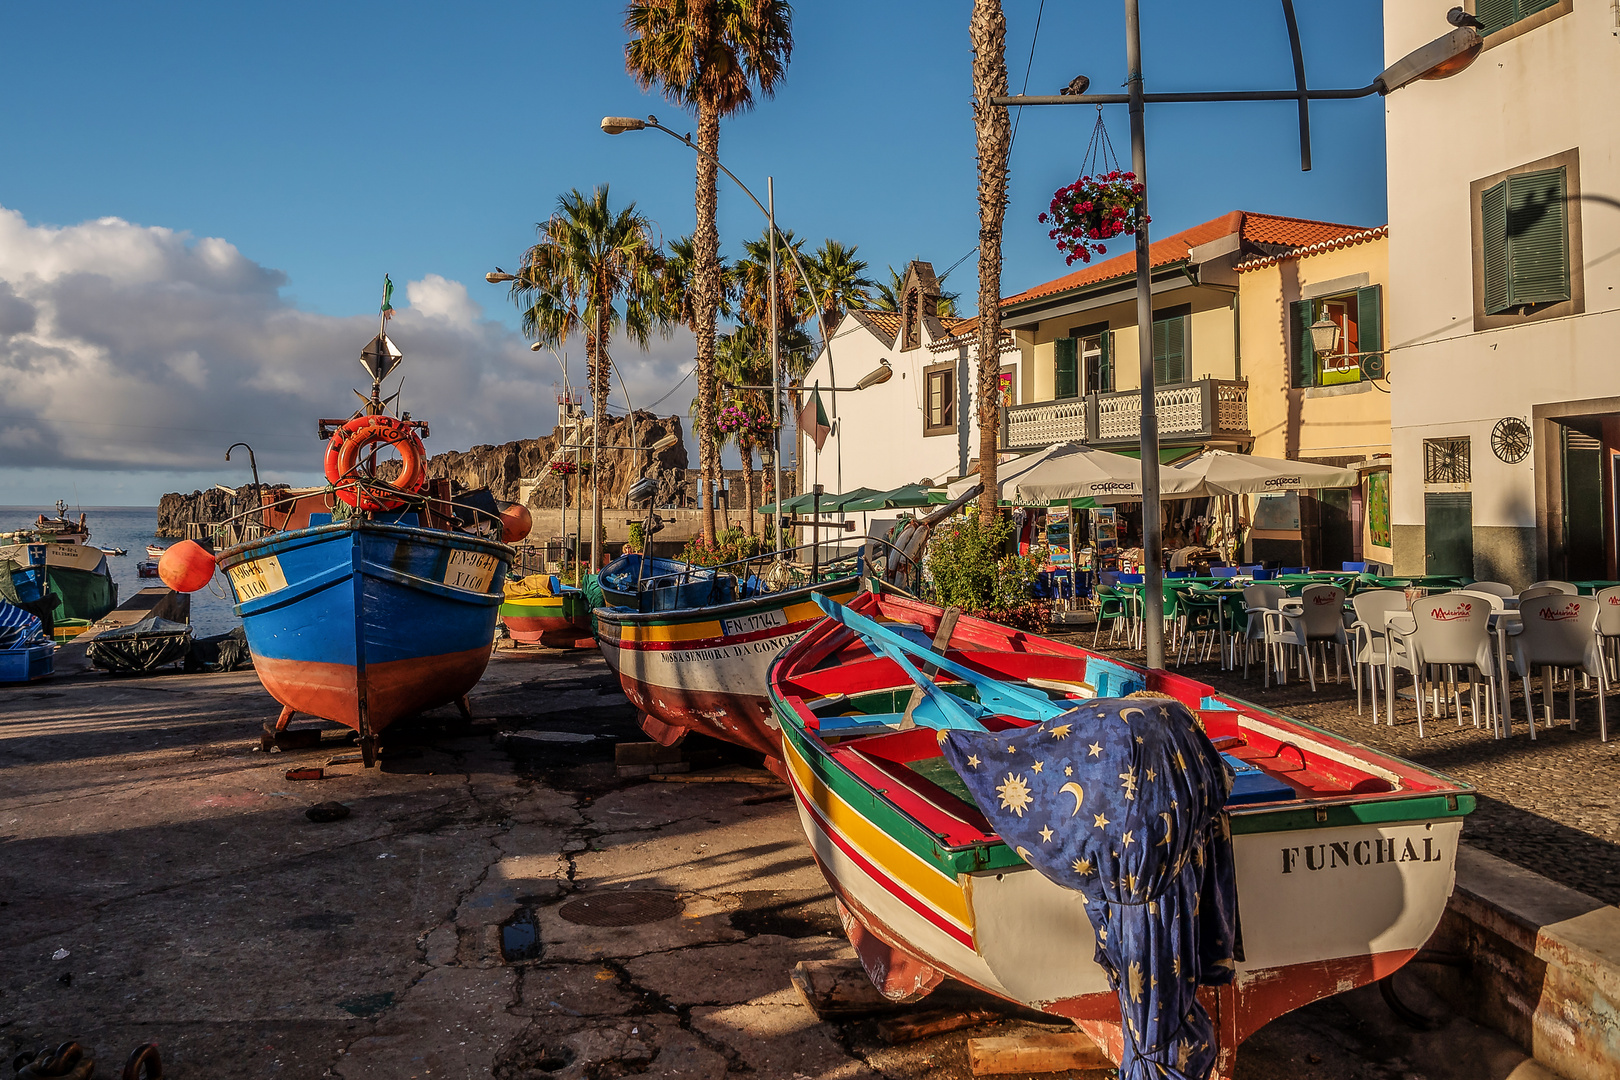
[1467,581,1516,598]
[1388,594,1500,738]
[1350,590,1410,723]
[1528,580,1579,595]
[1264,584,1349,691]
[1594,585,1620,681]
[1510,594,1608,741]
[1241,584,1288,682]
[1518,585,1564,605]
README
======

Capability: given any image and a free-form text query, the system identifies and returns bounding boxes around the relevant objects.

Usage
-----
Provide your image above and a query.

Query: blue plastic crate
[0,643,53,683]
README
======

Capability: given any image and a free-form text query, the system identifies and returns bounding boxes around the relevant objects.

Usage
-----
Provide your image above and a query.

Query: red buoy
[498,503,532,544]
[158,539,217,593]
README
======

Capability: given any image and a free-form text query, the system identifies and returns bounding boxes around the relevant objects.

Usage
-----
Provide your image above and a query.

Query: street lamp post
[602,115,837,556]
[992,5,1481,669]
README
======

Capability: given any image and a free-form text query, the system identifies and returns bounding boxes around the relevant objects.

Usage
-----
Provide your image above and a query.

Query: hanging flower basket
[1039,170,1148,266]
[548,460,578,476]
[716,403,774,439]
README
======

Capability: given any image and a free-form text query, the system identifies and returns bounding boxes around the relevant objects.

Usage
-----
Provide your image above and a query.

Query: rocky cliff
[157,412,688,537]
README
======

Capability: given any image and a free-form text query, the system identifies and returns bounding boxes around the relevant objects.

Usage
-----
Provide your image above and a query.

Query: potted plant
[1039,170,1148,266]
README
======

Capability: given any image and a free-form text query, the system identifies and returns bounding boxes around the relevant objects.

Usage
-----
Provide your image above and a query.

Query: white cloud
[0,204,698,500]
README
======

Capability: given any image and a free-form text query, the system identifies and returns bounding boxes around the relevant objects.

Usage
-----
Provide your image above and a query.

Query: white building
[795,262,1016,495]
[1385,0,1618,585]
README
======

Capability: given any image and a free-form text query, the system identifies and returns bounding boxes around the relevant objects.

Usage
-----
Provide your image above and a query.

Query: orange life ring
[323,415,427,511]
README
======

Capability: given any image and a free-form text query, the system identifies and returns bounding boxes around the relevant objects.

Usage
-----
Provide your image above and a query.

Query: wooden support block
[968,1032,1112,1076]
[614,741,689,766]
[876,1007,998,1045]
[790,959,904,1019]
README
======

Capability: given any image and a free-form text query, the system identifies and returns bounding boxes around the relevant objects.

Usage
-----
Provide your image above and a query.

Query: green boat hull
[49,564,118,624]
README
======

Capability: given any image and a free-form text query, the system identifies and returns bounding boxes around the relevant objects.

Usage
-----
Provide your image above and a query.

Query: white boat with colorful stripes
[593,550,860,775]
[768,590,1474,1077]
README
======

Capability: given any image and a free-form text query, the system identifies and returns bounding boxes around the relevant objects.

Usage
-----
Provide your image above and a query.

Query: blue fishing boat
[187,306,516,765]
[597,552,735,611]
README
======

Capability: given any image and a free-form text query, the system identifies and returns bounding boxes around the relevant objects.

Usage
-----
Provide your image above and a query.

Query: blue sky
[0,1,1387,504]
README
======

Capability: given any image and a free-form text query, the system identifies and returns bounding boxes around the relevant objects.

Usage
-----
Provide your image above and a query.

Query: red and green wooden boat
[768,590,1474,1078]
[500,575,591,648]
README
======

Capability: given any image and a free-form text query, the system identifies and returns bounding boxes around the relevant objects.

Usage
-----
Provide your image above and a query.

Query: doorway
[1424,492,1473,577]
[1562,428,1604,579]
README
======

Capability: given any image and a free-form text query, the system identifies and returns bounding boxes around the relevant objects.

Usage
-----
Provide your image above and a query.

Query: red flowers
[1043,171,1147,265]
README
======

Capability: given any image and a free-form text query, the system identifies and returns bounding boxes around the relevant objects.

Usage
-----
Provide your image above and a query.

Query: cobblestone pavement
[1057,631,1620,906]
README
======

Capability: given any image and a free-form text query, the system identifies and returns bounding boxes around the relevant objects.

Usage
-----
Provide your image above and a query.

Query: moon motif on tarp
[1120,707,1144,724]
[1060,782,1085,815]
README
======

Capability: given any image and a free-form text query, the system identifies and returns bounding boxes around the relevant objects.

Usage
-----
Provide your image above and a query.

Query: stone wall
[157,412,689,537]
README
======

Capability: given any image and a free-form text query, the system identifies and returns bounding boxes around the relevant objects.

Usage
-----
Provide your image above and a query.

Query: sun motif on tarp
[997,772,1034,816]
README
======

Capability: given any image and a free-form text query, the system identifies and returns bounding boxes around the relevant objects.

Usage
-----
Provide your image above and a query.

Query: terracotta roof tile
[1001,210,1370,309]
[1234,224,1389,271]
[861,310,901,336]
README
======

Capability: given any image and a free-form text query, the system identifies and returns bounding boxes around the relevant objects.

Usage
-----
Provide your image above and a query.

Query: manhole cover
[558,891,684,927]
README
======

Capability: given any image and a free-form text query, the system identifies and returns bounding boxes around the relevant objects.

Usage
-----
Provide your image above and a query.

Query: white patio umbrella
[948,442,1203,506]
[1172,449,1360,496]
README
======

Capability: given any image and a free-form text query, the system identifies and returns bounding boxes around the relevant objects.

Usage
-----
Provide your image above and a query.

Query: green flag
[797,388,831,452]
[381,275,395,321]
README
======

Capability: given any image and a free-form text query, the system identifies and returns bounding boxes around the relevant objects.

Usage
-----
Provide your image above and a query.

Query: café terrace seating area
[1085,566,1619,745]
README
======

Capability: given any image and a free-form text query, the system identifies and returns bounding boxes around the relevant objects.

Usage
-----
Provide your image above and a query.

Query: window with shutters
[1471,149,1583,330]
[923,361,956,436]
[1076,321,1111,394]
[1151,306,1189,386]
[1289,286,1382,389]
[1053,336,1079,400]
[1472,0,1570,43]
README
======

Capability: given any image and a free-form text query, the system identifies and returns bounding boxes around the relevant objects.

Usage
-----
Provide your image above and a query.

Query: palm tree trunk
[694,96,722,546]
[970,0,1010,520]
[740,433,757,538]
[592,281,611,571]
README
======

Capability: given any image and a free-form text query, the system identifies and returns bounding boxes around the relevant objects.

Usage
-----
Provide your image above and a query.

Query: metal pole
[1125,0,1164,669]
[768,177,782,555]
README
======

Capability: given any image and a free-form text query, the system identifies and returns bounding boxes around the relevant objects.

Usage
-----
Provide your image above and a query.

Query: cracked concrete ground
[0,646,1564,1078]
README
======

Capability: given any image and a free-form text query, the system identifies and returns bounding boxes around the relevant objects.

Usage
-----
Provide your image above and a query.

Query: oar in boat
[810,594,1071,730]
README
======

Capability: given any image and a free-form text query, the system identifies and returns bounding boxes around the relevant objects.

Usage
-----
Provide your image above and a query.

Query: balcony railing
[1001,379,1249,452]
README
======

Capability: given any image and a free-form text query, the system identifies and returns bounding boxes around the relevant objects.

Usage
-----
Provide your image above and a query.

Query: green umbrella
[840,483,948,513]
[758,487,882,514]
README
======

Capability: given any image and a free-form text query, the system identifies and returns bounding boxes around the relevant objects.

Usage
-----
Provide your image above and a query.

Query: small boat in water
[146,544,167,559]
[594,547,861,772]
[0,502,118,636]
[500,573,591,648]
[136,561,162,578]
[770,590,1474,1076]
[204,313,516,765]
[100,547,128,557]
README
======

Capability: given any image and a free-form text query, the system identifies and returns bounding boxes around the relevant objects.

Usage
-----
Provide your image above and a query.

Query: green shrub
[680,527,764,568]
[924,511,1049,630]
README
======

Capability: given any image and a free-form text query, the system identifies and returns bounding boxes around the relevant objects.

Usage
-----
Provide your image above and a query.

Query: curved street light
[602,113,838,553]
[991,5,1483,670]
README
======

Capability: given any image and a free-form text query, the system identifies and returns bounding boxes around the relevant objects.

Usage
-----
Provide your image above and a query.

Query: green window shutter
[1476,0,1516,35]
[1481,180,1510,315]
[1506,167,1569,307]
[1356,285,1381,379]
[1054,337,1078,399]
[1290,299,1317,388]
[1098,330,1112,391]
[1151,314,1186,386]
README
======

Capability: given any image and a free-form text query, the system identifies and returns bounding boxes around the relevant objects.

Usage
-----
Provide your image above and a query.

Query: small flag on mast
[797,388,831,452]
[381,275,395,321]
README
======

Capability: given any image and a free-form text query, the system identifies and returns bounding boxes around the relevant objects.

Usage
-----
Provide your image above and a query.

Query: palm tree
[732,227,808,332]
[511,185,667,570]
[714,327,764,536]
[805,239,876,329]
[625,0,795,546]
[872,264,961,317]
[970,0,1010,518]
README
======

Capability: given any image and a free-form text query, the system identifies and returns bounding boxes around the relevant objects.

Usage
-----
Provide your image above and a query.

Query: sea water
[0,506,243,638]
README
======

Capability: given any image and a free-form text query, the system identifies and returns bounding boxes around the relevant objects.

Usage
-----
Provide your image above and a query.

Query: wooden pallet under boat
[768,590,1475,1078]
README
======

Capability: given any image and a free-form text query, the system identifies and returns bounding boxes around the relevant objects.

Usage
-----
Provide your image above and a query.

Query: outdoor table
[1573,580,1620,596]
[1190,585,1250,670]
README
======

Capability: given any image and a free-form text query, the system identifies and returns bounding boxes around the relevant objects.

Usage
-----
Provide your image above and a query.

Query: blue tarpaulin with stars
[940,696,1238,1080]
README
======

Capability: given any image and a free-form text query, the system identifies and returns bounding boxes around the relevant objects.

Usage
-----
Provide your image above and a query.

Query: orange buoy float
[158,539,218,593]
[323,415,427,512]
[498,502,532,544]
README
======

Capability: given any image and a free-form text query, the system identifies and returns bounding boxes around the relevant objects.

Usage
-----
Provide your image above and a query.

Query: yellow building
[1235,227,1391,568]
